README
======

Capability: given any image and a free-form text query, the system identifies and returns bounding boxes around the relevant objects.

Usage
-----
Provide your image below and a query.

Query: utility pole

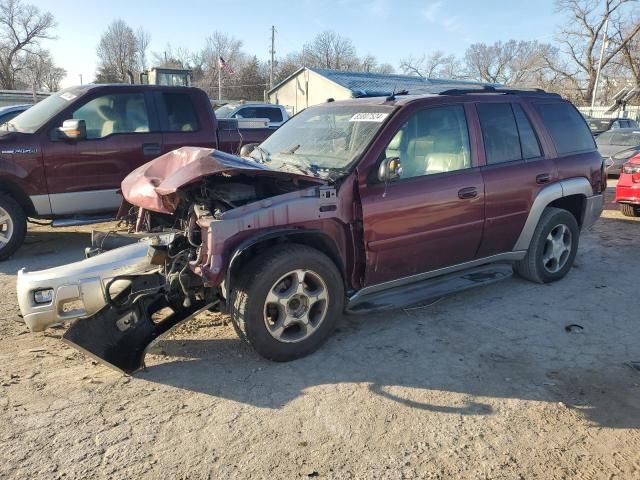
[269,25,275,90]
[591,15,610,114]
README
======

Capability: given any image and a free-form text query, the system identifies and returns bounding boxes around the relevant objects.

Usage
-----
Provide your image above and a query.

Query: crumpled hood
[121,146,324,214]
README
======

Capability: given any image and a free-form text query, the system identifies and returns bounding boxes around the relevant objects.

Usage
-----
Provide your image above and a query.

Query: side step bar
[346,264,513,315]
[51,214,116,228]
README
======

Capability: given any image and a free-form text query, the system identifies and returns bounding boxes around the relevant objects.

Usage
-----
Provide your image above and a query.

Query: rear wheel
[620,203,640,217]
[514,207,579,284]
[230,244,344,361]
[0,193,27,261]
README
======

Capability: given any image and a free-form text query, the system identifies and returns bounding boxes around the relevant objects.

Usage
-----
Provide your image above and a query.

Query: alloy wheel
[542,223,572,274]
[263,269,329,343]
[0,206,14,248]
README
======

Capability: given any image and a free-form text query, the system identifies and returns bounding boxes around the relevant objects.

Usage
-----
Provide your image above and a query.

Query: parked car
[615,152,640,217]
[588,117,638,136]
[595,128,640,175]
[0,84,274,260]
[0,104,31,126]
[17,87,605,372]
[215,102,289,128]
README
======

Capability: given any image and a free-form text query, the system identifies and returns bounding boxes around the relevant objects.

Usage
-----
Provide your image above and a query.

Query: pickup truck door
[358,103,485,286]
[153,91,216,155]
[42,91,163,215]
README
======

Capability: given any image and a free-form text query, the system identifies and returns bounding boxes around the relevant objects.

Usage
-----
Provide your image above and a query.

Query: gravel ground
[0,181,639,480]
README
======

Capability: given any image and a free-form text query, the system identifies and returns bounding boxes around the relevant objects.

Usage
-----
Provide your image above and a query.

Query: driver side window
[384,105,471,179]
[72,93,150,139]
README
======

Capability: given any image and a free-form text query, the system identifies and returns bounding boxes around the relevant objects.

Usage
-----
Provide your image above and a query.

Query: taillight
[622,162,640,174]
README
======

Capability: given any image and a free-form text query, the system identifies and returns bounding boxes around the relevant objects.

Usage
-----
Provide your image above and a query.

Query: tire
[229,244,344,361]
[620,203,640,217]
[0,193,27,261]
[514,207,580,284]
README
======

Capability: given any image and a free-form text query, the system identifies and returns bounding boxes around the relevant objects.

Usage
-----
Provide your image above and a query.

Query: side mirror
[377,157,402,183]
[240,143,258,157]
[58,119,86,140]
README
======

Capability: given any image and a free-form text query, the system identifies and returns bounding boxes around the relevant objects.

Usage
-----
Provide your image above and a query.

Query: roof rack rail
[439,86,561,97]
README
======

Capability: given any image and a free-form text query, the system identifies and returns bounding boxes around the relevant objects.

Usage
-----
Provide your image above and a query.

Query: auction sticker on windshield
[349,113,389,122]
[59,92,77,101]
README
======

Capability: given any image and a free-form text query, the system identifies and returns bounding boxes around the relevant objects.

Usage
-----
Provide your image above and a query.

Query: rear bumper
[582,193,604,229]
[615,182,640,206]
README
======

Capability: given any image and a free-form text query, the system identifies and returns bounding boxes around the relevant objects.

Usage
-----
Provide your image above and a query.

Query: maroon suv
[17,86,605,372]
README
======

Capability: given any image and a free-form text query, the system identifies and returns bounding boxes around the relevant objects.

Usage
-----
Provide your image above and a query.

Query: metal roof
[267,67,493,97]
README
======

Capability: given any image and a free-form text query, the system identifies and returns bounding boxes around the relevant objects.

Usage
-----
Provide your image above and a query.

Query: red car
[616,152,640,217]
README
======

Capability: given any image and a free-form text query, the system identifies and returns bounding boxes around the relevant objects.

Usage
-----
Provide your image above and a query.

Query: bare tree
[193,31,244,98]
[152,44,192,69]
[609,12,640,90]
[552,0,640,104]
[301,31,359,70]
[136,27,151,72]
[0,0,56,89]
[400,51,459,79]
[464,40,555,86]
[96,19,138,83]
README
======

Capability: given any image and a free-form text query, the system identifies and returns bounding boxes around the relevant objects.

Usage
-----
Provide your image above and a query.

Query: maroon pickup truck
[0,84,273,259]
[17,86,606,372]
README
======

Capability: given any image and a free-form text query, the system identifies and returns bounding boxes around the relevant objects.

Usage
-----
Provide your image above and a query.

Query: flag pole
[218,60,222,101]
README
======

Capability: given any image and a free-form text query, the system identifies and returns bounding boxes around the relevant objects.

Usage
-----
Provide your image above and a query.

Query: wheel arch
[513,177,592,251]
[224,228,346,299]
[0,178,36,217]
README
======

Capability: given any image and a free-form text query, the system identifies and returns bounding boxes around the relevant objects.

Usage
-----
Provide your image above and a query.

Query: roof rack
[439,85,561,97]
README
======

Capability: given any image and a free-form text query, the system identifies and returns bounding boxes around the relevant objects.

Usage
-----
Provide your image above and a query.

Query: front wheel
[230,244,344,361]
[514,207,580,284]
[0,193,27,261]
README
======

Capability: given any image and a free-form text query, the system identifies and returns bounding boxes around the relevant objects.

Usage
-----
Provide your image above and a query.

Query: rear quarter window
[534,102,595,155]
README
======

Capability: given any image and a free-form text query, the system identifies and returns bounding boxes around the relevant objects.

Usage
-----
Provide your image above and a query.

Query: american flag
[218,56,235,75]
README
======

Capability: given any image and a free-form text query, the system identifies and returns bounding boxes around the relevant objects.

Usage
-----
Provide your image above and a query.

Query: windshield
[598,131,640,146]
[251,104,395,179]
[215,105,236,118]
[8,90,82,133]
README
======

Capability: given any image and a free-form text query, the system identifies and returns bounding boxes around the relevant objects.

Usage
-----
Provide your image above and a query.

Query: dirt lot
[1,182,639,480]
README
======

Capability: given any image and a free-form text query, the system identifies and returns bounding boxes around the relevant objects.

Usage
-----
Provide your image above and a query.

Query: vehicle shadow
[0,229,91,275]
[138,280,640,430]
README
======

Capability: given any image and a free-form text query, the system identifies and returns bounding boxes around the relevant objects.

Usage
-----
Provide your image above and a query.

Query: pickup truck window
[236,107,283,123]
[8,92,78,133]
[384,105,471,179]
[72,93,150,139]
[163,93,199,132]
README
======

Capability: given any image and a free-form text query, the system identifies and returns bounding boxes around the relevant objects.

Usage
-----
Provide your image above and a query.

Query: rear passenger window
[512,104,541,159]
[533,102,595,155]
[163,93,199,132]
[256,107,283,122]
[476,103,522,164]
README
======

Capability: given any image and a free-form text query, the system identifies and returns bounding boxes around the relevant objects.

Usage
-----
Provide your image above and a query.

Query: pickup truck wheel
[0,193,27,261]
[620,203,639,217]
[230,244,344,361]
[514,207,579,284]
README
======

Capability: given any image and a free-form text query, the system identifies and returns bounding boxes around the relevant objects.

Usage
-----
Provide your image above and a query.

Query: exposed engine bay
[16,148,337,373]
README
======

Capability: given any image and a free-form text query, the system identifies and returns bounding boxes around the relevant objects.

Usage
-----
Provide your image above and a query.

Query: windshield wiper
[250,145,271,163]
[279,144,301,155]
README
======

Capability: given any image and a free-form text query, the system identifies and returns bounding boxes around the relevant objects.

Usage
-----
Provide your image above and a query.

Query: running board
[51,214,116,227]
[346,264,513,315]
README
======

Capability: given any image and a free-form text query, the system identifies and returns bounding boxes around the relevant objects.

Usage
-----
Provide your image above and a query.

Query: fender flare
[513,177,593,251]
[223,228,346,298]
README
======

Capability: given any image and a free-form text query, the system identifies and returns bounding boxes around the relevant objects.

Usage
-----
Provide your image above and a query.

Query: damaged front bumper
[17,238,161,332]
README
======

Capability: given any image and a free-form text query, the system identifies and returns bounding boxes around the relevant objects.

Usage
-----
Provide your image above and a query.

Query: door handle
[536,173,551,184]
[142,143,162,156]
[458,187,478,199]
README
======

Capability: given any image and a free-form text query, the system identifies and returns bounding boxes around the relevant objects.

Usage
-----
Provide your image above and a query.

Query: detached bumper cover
[17,242,157,332]
[582,193,604,229]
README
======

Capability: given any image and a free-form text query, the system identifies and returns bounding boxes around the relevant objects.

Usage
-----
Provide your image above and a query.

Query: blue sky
[34,0,559,87]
